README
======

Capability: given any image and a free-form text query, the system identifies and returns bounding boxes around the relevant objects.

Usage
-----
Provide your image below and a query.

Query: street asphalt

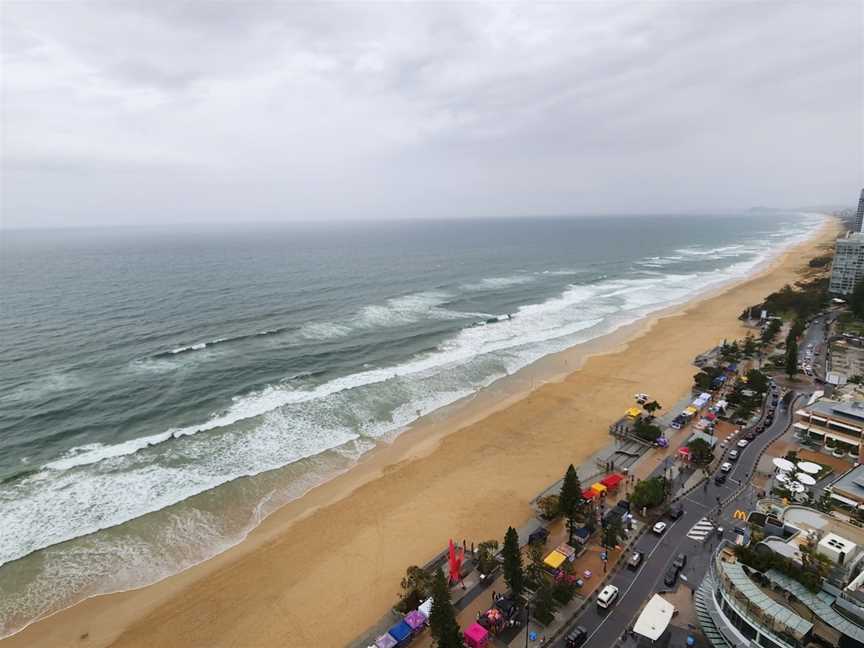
[551,382,812,648]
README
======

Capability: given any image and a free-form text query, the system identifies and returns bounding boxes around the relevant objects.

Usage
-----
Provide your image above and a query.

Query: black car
[566,626,588,647]
[715,473,727,485]
[663,565,679,587]
[765,416,774,426]
[672,553,687,570]
[668,505,684,520]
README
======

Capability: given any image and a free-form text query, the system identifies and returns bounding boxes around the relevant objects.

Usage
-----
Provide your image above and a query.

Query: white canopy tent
[797,461,821,475]
[773,458,796,472]
[633,594,675,642]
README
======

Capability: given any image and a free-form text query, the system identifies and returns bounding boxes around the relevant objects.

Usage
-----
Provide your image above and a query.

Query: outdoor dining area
[772,457,821,503]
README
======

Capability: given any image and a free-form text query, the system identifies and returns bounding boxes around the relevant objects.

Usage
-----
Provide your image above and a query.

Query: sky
[1,1,862,229]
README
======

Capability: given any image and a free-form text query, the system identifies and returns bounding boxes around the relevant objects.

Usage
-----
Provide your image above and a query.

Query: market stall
[464,622,490,648]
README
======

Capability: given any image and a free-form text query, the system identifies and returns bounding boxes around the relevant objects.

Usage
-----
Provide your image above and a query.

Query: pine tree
[502,526,524,597]
[429,568,463,648]
[559,464,583,542]
[785,333,798,378]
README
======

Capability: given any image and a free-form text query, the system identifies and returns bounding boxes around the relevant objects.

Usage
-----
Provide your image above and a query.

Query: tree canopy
[687,437,713,465]
[629,476,667,509]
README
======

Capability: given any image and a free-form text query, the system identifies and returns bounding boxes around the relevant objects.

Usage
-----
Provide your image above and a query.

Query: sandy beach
[3,217,840,648]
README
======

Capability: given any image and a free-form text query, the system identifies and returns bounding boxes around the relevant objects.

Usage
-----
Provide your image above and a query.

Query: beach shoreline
[1,215,841,648]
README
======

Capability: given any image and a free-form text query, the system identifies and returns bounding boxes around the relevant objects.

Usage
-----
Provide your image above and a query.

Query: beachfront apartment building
[830,232,864,295]
[696,507,864,648]
[794,398,864,462]
[855,188,864,233]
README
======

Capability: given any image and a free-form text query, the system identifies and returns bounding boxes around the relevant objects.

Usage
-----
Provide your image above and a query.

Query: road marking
[580,520,680,646]
[686,517,714,541]
[682,497,710,509]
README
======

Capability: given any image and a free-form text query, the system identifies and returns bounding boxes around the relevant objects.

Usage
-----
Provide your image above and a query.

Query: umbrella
[797,461,821,475]
[789,482,805,493]
[796,473,817,486]
[773,458,796,472]
[775,473,789,483]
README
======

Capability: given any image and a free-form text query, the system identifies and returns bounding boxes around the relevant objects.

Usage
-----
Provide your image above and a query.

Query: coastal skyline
[2,1,861,229]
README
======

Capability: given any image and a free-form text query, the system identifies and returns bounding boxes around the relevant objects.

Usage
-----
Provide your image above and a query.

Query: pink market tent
[464,623,490,648]
[678,447,691,459]
[582,488,598,500]
[375,633,398,648]
[404,609,427,631]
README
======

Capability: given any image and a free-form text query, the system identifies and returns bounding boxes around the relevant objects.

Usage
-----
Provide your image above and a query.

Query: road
[799,315,828,381]
[552,384,807,648]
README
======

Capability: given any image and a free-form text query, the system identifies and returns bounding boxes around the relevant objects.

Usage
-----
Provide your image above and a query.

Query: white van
[597,585,619,609]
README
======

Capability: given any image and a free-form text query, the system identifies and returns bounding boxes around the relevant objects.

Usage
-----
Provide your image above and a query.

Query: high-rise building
[829,232,864,295]
[856,188,864,233]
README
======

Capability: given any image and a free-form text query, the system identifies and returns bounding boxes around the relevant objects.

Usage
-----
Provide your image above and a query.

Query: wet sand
[2,217,840,648]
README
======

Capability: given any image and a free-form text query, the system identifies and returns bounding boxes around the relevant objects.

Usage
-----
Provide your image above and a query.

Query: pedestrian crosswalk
[687,517,714,542]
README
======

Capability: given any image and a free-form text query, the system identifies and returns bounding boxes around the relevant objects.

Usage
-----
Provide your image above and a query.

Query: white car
[721,462,733,472]
[652,521,668,535]
[737,439,749,448]
[597,584,619,609]
[728,449,739,460]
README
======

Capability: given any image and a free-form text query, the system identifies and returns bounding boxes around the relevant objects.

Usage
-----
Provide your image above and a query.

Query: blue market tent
[388,621,413,645]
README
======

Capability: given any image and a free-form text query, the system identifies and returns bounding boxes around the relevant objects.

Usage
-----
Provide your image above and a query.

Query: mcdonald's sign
[733,510,747,520]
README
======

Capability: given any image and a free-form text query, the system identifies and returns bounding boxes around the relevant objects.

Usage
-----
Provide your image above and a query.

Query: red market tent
[601,473,624,489]
[581,488,598,500]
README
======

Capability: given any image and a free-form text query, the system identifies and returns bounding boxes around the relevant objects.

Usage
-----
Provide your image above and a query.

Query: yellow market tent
[591,482,607,494]
[625,407,641,418]
[683,406,697,416]
[543,550,567,570]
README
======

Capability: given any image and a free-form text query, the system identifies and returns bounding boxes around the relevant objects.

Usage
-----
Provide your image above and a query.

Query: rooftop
[829,465,864,502]
[719,560,813,636]
[806,399,864,425]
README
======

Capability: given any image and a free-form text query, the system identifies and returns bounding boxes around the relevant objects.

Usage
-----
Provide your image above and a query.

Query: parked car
[566,627,588,647]
[596,585,619,609]
[663,566,679,587]
[728,449,739,460]
[721,462,732,472]
[672,553,687,570]
[715,473,727,485]
[668,505,684,520]
[528,527,550,545]
[627,551,644,570]
[652,521,668,535]
[765,416,774,426]
[737,439,749,448]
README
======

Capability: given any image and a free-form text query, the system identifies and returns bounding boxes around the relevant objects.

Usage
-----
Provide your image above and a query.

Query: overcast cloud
[1,1,861,228]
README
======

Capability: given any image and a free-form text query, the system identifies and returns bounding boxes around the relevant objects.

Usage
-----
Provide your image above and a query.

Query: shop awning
[824,430,860,446]
[543,550,567,570]
[831,492,862,507]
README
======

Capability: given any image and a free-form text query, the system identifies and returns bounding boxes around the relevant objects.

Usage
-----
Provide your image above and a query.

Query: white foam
[463,275,535,291]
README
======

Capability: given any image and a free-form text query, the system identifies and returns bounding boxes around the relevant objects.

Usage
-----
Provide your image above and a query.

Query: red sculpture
[448,538,464,584]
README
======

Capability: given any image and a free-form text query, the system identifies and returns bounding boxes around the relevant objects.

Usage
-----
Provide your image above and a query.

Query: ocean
[0,212,823,634]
